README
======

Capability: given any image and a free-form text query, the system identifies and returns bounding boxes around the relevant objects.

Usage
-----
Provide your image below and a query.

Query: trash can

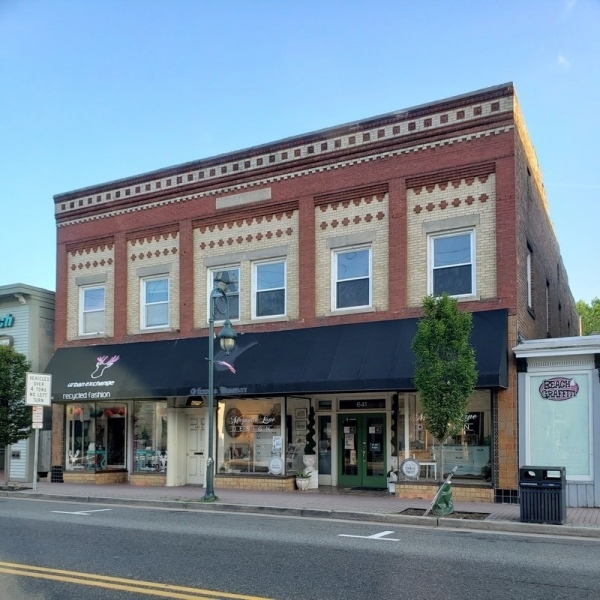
[519,466,566,525]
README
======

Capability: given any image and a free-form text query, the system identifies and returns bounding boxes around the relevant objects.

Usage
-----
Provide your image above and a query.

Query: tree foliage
[576,298,600,336]
[412,294,478,450]
[0,346,31,447]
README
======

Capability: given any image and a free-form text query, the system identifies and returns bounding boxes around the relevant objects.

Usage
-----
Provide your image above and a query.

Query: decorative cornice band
[57,126,513,228]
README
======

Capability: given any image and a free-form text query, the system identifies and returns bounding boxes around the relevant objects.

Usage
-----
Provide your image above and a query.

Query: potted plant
[295,469,311,491]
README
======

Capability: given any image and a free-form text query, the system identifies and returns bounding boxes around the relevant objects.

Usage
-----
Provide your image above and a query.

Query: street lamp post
[203,281,237,502]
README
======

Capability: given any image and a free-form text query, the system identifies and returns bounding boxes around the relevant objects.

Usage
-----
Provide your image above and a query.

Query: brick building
[46,83,578,501]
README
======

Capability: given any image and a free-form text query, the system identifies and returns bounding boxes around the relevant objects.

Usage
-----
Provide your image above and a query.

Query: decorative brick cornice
[192,199,298,230]
[406,162,495,192]
[66,237,114,254]
[314,183,388,208]
[57,127,512,228]
[125,225,179,245]
[54,84,514,222]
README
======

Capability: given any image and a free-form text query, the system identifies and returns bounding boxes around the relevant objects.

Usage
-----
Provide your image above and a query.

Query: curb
[3,491,599,538]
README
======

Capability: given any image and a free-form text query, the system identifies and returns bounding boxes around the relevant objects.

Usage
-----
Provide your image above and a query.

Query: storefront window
[397,392,492,480]
[217,399,283,475]
[133,401,168,473]
[65,403,128,471]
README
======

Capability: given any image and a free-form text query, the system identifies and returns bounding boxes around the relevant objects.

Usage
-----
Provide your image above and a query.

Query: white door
[186,415,205,485]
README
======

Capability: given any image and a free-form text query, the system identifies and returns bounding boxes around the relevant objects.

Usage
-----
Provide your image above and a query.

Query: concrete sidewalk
[2,480,600,538]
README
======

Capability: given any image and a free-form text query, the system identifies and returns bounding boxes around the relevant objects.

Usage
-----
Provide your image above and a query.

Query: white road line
[339,530,400,541]
[51,509,113,516]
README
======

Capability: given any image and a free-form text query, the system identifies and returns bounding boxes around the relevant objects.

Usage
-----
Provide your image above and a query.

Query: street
[0,497,599,600]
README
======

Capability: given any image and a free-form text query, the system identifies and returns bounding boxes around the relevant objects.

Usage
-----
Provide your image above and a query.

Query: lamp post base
[201,491,219,502]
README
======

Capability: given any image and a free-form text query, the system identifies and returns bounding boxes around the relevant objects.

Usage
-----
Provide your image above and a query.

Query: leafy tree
[412,294,478,481]
[576,298,600,336]
[0,346,31,475]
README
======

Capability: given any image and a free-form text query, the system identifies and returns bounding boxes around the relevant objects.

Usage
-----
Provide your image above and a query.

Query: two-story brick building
[46,83,578,502]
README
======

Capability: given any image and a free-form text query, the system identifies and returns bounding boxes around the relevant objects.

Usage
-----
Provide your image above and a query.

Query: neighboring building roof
[0,283,55,301]
[513,335,600,358]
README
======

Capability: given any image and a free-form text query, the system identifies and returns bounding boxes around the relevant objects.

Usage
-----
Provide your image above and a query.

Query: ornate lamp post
[203,281,237,502]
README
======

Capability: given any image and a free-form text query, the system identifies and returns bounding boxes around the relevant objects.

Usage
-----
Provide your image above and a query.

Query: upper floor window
[429,230,475,297]
[80,285,105,335]
[253,260,286,318]
[209,267,240,321]
[142,276,169,329]
[333,247,371,310]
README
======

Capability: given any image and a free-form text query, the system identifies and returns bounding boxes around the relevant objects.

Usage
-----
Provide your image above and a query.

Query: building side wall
[513,100,579,341]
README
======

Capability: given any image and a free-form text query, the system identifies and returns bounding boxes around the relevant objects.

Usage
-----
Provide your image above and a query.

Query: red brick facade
[52,83,577,495]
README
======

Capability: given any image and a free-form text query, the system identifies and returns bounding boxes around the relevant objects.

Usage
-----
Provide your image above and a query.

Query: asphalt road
[0,497,599,600]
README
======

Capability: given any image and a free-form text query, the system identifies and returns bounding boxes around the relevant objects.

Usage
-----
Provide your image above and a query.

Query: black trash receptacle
[519,466,566,525]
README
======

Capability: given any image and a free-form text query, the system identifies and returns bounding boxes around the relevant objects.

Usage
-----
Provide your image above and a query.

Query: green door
[338,414,387,489]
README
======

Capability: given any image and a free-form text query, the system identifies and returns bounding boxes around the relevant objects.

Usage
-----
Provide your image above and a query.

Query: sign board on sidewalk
[32,422,43,429]
[26,372,52,406]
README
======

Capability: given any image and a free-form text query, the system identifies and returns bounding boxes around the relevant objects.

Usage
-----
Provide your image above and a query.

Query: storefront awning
[45,309,508,401]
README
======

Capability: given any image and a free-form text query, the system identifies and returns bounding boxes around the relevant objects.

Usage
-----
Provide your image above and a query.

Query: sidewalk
[3,480,600,538]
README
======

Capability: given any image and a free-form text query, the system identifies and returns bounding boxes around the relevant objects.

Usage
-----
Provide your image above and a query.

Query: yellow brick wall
[130,473,167,486]
[127,232,180,334]
[193,211,299,326]
[215,475,296,492]
[314,193,389,317]
[406,175,496,307]
[66,245,115,341]
[396,483,494,503]
[63,471,128,484]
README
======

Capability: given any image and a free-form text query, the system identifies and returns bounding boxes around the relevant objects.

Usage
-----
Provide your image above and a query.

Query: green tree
[412,294,478,481]
[0,346,31,475]
[576,298,600,336]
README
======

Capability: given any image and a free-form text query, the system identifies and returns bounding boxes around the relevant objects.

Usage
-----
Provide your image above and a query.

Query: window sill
[326,307,376,317]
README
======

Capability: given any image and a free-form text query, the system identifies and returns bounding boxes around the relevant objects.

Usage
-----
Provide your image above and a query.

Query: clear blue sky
[1,0,598,303]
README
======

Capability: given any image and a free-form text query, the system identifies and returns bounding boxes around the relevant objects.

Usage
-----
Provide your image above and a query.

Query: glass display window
[217,399,283,475]
[65,403,128,471]
[133,401,168,473]
[396,391,492,481]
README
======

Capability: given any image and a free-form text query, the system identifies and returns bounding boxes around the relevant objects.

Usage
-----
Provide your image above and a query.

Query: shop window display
[217,399,283,474]
[133,401,168,473]
[65,403,128,471]
[396,391,492,480]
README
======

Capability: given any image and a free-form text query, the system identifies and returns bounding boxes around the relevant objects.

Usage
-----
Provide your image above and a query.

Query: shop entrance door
[338,414,386,489]
[186,415,205,485]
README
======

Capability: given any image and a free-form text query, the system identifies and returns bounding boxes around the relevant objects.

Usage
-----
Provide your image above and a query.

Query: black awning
[46,309,508,401]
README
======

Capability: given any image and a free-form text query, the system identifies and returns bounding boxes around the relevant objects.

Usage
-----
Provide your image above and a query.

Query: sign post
[26,373,52,492]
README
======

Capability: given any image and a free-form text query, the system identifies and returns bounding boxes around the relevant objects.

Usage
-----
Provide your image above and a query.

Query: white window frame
[79,285,105,336]
[252,259,287,319]
[141,275,170,330]
[332,245,372,311]
[207,266,240,322]
[428,229,476,298]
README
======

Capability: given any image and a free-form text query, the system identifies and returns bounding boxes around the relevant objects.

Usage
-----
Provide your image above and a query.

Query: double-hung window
[209,267,240,321]
[333,247,371,310]
[429,230,475,297]
[80,285,105,335]
[142,276,169,329]
[253,260,286,318]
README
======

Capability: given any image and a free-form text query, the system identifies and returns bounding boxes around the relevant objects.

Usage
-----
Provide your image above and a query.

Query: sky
[1,0,598,303]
